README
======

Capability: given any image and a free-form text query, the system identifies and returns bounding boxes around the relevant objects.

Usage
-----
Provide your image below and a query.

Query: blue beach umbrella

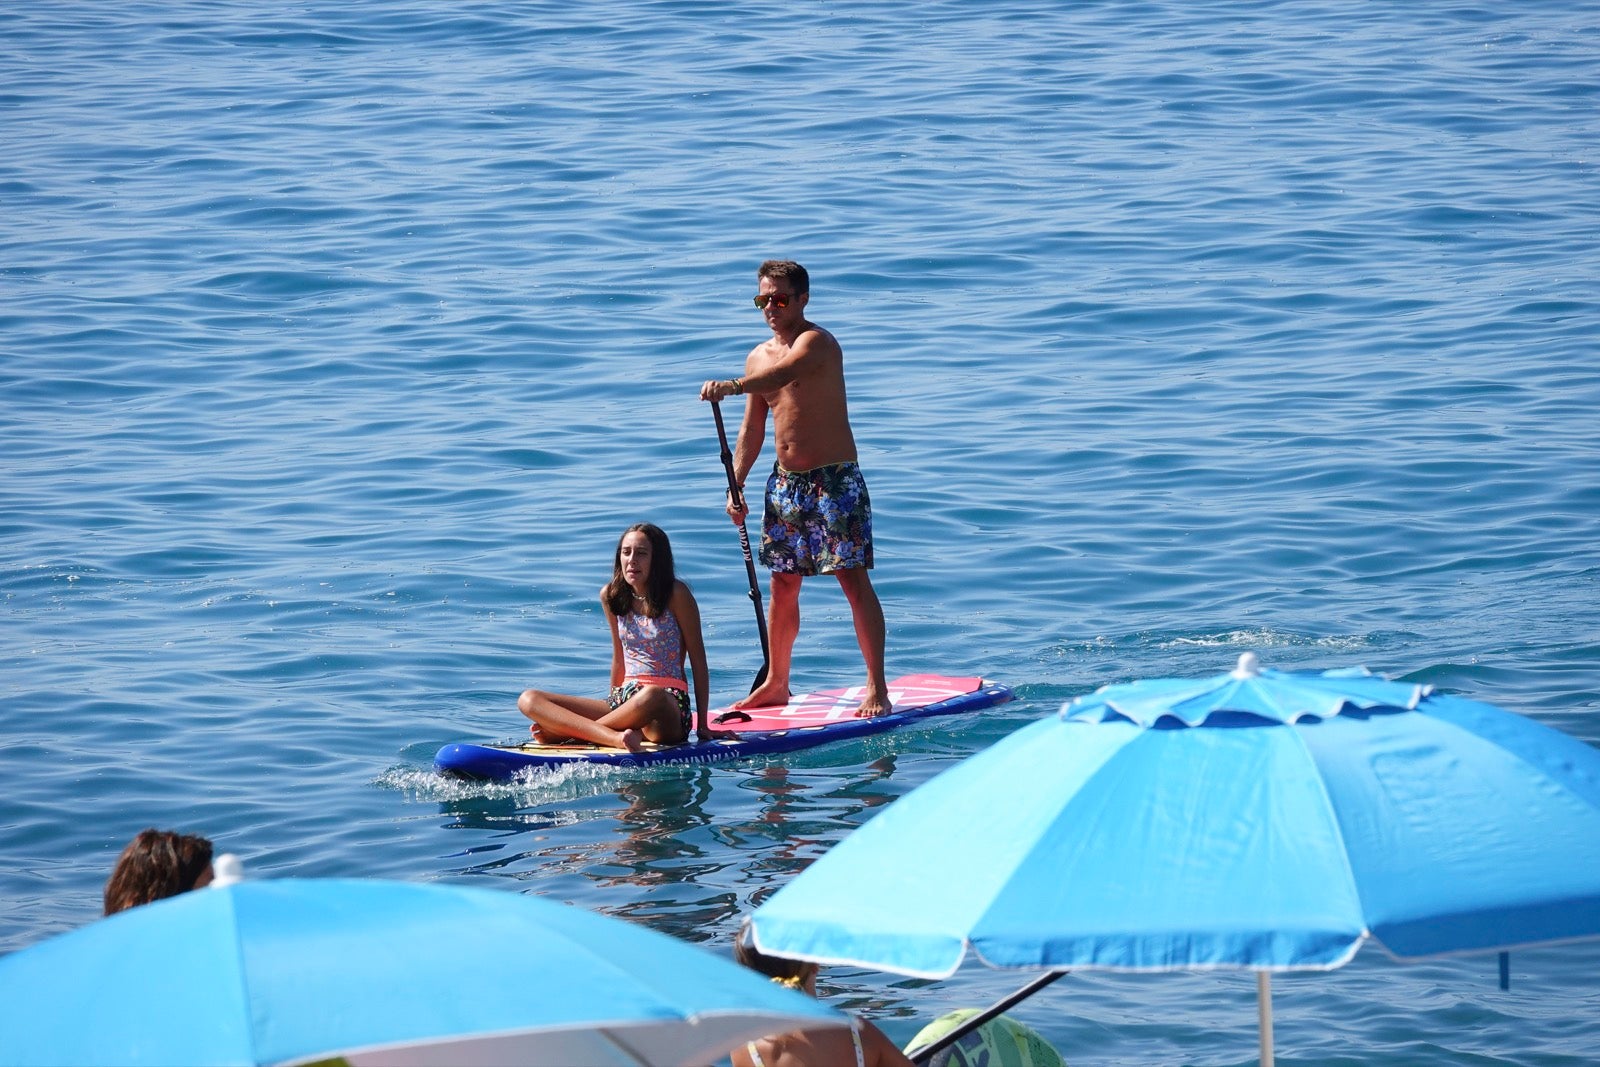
[0,878,845,1067]
[751,654,1600,1065]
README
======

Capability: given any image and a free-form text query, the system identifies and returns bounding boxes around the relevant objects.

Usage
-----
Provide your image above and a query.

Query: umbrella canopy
[0,878,845,1067]
[751,654,1600,1059]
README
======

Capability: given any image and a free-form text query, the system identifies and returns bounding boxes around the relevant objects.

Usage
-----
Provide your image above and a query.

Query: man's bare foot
[620,728,646,752]
[733,681,792,711]
[852,694,892,718]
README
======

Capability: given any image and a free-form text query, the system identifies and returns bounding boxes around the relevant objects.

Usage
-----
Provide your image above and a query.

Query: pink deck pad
[716,674,984,732]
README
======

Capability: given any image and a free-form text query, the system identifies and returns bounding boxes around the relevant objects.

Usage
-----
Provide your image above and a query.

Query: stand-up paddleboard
[434,674,1012,780]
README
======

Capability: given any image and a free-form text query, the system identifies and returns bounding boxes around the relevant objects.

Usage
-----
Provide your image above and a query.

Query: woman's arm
[671,582,712,741]
[602,586,625,690]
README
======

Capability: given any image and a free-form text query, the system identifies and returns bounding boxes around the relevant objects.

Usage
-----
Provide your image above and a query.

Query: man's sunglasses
[753,293,792,310]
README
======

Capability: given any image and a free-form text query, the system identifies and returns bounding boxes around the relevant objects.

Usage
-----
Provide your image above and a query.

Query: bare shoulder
[862,1018,917,1067]
[775,324,843,382]
[749,323,841,367]
[793,322,841,356]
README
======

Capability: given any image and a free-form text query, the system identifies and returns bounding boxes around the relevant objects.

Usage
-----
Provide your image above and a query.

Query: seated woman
[518,523,712,750]
[731,920,914,1067]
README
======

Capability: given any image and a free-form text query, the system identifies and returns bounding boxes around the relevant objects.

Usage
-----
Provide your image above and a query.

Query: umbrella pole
[904,970,1067,1065]
[1258,971,1274,1067]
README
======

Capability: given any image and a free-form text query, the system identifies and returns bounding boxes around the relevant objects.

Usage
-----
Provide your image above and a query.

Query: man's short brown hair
[758,259,809,295]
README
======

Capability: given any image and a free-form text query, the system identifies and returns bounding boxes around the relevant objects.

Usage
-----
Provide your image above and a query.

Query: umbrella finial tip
[212,853,244,888]
[1233,652,1261,678]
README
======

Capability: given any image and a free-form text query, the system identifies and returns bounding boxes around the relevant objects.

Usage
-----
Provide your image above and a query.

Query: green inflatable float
[906,1008,1067,1067]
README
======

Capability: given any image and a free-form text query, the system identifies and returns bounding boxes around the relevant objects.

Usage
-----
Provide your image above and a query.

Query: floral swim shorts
[609,680,692,739]
[759,461,874,576]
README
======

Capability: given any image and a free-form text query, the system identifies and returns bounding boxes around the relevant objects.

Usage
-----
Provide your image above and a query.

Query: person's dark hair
[103,829,214,916]
[603,523,677,617]
[758,259,809,296]
[734,919,819,989]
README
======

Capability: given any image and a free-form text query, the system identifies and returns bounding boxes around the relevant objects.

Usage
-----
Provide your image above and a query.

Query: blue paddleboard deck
[435,674,1012,779]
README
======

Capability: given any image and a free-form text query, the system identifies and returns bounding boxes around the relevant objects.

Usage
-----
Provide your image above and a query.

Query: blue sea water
[4,0,1599,1062]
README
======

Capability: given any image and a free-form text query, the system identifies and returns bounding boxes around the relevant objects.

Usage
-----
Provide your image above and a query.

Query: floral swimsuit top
[617,609,687,693]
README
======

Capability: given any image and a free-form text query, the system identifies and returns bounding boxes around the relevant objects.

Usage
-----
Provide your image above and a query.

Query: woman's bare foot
[530,724,584,746]
[620,728,646,752]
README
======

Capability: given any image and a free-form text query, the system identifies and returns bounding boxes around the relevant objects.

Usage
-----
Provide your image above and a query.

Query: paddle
[711,399,770,695]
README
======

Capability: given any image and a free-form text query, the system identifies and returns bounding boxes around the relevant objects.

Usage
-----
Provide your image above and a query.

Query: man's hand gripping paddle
[711,399,770,697]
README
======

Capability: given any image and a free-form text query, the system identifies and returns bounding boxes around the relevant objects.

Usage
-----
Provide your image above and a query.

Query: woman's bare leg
[596,686,686,748]
[517,689,632,748]
[517,687,682,751]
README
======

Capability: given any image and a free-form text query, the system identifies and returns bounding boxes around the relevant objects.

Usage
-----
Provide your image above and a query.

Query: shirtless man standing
[700,260,890,718]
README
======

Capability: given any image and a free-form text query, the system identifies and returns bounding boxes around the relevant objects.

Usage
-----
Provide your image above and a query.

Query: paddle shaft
[711,399,770,691]
[905,970,1068,1064]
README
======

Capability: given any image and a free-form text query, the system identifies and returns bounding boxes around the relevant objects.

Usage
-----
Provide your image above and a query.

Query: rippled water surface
[5,2,1600,1063]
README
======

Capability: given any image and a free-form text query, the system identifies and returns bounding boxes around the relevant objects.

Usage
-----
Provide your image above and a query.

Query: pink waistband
[626,675,688,694]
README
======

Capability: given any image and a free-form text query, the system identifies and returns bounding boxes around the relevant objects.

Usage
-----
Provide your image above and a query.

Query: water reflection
[430,752,906,947]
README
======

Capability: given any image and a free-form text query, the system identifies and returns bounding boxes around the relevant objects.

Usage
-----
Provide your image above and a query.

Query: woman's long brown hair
[602,522,677,618]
